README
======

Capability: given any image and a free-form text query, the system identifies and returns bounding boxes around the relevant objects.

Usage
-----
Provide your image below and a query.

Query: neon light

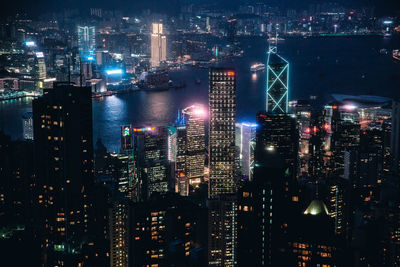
[227,71,235,76]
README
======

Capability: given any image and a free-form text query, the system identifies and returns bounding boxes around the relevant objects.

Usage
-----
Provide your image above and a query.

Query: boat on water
[393,50,400,61]
[250,63,266,72]
[268,37,285,43]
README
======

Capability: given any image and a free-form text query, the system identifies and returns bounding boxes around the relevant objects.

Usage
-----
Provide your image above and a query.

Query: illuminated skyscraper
[209,68,237,198]
[78,26,96,61]
[182,104,206,186]
[132,126,171,199]
[235,123,257,180]
[208,68,237,266]
[266,43,289,113]
[151,23,167,67]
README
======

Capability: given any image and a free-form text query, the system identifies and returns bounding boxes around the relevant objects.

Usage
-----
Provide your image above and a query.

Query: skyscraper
[256,111,299,180]
[208,68,237,266]
[391,100,400,174]
[266,43,289,113]
[151,23,167,67]
[32,83,95,265]
[182,104,206,187]
[78,26,96,61]
[209,68,237,198]
[132,126,171,199]
[235,123,257,180]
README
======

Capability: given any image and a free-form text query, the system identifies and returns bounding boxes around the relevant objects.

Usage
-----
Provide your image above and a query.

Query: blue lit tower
[266,36,289,114]
[78,26,96,61]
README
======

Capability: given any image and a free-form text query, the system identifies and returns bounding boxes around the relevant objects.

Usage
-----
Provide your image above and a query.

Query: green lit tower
[266,36,289,114]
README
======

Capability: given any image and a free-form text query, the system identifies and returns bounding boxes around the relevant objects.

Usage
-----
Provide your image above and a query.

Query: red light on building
[362,131,367,135]
[313,126,318,133]
[305,128,311,134]
[323,124,329,130]
[227,71,235,76]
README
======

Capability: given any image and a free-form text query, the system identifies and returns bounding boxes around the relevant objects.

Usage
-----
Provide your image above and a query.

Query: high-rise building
[32,83,95,265]
[182,104,206,186]
[235,123,257,181]
[131,126,171,199]
[129,193,207,266]
[78,26,96,61]
[256,111,299,180]
[209,68,237,198]
[330,105,360,177]
[150,23,167,67]
[22,112,33,140]
[266,43,289,113]
[208,68,237,266]
[109,197,130,267]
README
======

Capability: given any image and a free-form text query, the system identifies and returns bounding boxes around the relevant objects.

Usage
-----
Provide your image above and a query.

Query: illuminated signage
[106,69,123,75]
[123,127,130,136]
[35,52,44,58]
[227,71,235,76]
[25,41,36,47]
[132,127,155,132]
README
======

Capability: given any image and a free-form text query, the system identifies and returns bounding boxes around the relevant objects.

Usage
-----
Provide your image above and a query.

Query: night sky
[1,0,399,18]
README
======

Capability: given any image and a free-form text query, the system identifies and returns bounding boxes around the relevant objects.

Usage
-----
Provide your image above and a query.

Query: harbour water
[1,35,400,152]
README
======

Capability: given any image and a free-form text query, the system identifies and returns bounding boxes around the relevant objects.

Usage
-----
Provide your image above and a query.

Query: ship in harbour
[250,63,266,72]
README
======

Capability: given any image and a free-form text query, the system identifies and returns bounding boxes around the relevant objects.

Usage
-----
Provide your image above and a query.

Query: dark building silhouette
[129,193,207,267]
[32,83,102,266]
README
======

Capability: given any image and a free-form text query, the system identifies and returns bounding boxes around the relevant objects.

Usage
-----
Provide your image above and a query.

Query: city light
[343,104,357,110]
[25,41,36,47]
[106,69,123,75]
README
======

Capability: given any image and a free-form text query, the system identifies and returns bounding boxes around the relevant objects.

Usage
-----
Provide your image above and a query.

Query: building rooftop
[304,199,330,216]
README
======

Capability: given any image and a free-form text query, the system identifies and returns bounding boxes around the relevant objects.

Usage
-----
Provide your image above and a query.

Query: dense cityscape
[1,0,400,266]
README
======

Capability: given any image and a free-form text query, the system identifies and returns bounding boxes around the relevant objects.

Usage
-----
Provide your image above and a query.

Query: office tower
[266,42,289,113]
[182,104,206,186]
[209,68,237,198]
[330,105,360,177]
[150,23,167,67]
[293,100,312,175]
[35,52,46,81]
[237,146,300,266]
[208,68,237,266]
[129,193,207,266]
[235,123,257,181]
[391,100,400,174]
[208,195,237,267]
[109,197,129,267]
[32,83,95,266]
[22,112,33,140]
[308,111,329,179]
[78,26,96,61]
[132,126,171,199]
[359,129,384,186]
[256,111,299,180]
